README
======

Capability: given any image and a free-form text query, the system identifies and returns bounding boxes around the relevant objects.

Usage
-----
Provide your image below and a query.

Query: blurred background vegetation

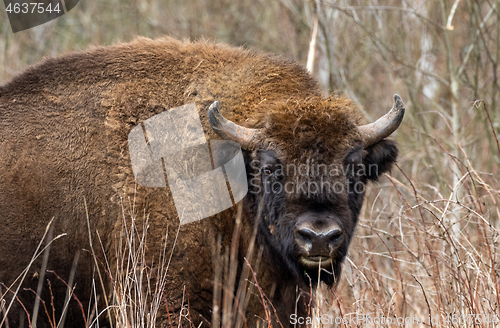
[2,0,500,326]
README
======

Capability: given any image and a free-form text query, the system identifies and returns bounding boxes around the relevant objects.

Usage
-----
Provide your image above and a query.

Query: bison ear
[363,139,398,181]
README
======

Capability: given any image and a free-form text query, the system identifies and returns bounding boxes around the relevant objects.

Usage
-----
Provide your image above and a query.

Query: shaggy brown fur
[0,37,399,327]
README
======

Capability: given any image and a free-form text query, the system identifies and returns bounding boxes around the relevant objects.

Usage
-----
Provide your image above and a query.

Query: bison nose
[294,226,343,256]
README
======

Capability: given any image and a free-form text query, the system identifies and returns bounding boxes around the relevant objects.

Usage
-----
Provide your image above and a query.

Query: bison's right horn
[358,94,405,147]
[208,101,258,149]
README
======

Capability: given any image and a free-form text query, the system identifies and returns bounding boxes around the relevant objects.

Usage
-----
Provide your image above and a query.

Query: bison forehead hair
[255,96,364,159]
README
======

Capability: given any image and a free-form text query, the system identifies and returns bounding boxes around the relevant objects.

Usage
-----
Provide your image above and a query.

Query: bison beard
[0,37,403,327]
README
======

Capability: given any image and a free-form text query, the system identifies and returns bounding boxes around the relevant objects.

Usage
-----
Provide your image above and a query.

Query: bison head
[208,95,404,286]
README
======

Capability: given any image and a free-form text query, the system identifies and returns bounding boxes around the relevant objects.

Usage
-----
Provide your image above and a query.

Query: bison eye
[263,168,272,176]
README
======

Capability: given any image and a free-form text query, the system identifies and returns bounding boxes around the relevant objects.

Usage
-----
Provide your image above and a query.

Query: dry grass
[106,204,171,328]
[2,0,500,327]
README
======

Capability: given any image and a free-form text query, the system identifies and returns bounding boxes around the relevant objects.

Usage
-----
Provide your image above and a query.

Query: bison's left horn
[208,101,258,148]
[358,94,405,147]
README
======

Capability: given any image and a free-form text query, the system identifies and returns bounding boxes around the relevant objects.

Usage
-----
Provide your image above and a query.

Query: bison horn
[208,101,258,148]
[358,94,405,147]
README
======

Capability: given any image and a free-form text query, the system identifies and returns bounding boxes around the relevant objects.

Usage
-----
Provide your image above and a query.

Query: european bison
[0,37,404,327]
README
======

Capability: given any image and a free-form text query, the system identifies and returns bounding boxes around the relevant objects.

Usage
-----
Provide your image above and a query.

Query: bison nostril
[295,229,314,251]
[328,229,343,250]
[328,229,342,239]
